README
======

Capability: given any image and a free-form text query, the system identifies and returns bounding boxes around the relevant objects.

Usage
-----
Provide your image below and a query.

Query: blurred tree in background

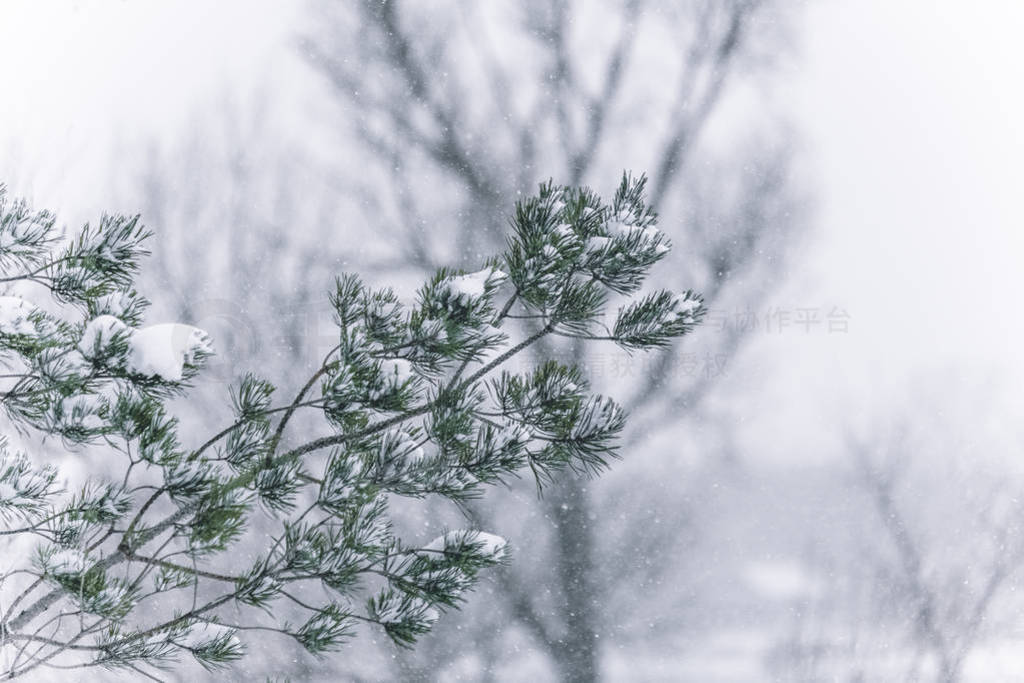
[768,391,1024,683]
[300,2,804,680]
[127,1,805,679]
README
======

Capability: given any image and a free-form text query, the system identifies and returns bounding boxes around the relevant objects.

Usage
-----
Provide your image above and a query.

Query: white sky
[794,0,1024,376]
[744,0,1024,463]
[0,0,292,217]
[0,0,1021,464]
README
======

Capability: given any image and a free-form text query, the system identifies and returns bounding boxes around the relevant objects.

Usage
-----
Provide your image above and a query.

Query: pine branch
[0,175,705,676]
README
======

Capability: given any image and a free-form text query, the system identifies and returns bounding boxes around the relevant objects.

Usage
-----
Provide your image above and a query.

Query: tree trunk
[549,476,599,683]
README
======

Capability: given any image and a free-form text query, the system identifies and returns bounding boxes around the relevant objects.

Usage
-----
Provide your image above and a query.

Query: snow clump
[80,316,212,382]
[444,268,508,303]
[423,530,508,561]
[0,296,38,335]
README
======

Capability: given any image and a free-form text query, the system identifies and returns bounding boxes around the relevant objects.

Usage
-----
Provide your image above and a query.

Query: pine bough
[0,175,704,679]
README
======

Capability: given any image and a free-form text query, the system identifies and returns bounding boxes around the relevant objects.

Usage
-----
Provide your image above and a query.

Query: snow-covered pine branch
[0,175,704,679]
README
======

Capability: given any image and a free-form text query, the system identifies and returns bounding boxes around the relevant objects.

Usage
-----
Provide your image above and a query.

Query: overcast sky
[1,0,1021,466]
